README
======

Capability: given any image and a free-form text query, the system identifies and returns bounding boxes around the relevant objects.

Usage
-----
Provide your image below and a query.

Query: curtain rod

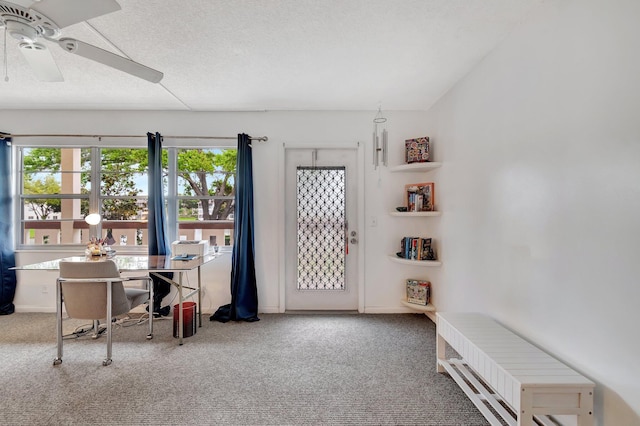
[0,133,268,142]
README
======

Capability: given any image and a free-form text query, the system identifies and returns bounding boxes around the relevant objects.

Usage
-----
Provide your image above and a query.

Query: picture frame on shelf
[406,279,431,305]
[405,137,430,163]
[405,182,435,212]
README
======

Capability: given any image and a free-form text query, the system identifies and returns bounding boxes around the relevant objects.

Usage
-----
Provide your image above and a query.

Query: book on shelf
[405,182,435,212]
[400,237,436,261]
[406,279,431,305]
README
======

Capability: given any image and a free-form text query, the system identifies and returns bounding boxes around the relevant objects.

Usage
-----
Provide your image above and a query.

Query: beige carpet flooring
[0,312,488,425]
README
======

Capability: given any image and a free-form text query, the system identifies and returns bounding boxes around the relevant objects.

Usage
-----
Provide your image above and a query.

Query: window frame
[14,142,237,251]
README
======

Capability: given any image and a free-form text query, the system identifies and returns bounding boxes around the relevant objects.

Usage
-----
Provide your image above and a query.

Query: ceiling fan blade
[19,42,64,82]
[29,0,121,29]
[57,38,163,83]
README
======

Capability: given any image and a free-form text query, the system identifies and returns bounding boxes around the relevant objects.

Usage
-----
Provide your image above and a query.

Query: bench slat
[438,359,507,426]
[450,358,518,426]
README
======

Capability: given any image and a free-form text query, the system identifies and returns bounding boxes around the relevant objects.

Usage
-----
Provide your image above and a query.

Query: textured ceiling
[0,0,545,111]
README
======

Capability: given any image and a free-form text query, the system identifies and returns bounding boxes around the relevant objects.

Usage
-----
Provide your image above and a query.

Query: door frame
[277,142,365,313]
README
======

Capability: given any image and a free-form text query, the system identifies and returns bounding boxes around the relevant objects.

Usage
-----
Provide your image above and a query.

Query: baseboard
[13,306,414,315]
[284,310,359,314]
[14,306,56,313]
[363,307,427,314]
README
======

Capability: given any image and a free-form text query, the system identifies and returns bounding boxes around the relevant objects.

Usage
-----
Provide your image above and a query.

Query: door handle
[350,238,357,244]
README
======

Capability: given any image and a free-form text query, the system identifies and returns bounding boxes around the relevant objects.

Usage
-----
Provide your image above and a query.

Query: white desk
[16,253,221,345]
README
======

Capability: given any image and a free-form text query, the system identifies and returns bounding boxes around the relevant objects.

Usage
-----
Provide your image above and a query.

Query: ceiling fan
[0,0,163,82]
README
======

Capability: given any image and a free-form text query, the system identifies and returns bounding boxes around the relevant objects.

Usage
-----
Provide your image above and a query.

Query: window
[176,148,236,248]
[20,147,91,246]
[99,148,149,247]
[17,146,237,249]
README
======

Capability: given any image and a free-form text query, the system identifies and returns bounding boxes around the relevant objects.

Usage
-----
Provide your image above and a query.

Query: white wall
[424,0,640,424]
[6,109,433,315]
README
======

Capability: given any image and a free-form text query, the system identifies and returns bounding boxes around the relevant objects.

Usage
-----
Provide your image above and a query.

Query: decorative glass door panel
[296,166,346,291]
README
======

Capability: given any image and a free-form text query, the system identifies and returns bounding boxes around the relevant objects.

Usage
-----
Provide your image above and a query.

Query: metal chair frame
[54,273,153,366]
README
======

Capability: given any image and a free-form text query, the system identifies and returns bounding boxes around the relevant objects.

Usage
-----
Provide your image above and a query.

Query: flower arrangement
[86,237,106,257]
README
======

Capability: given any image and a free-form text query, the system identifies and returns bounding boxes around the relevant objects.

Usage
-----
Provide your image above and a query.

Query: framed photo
[405,182,435,212]
[405,137,430,163]
[406,279,431,305]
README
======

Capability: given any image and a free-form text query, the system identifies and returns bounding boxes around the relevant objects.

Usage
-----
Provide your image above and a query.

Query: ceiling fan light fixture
[5,19,38,43]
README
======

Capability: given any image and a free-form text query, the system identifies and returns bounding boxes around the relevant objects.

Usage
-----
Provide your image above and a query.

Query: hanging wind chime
[373,106,388,169]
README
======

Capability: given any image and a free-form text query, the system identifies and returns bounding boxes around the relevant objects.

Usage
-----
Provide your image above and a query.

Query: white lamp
[85,213,102,226]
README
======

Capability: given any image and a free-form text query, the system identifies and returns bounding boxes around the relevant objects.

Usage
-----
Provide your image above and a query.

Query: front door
[284,148,359,311]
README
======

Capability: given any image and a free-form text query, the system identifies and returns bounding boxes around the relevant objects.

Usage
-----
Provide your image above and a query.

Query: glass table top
[14,253,221,272]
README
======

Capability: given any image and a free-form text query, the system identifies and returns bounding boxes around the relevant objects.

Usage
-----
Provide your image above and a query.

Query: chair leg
[103,281,113,366]
[91,320,102,339]
[147,279,153,340]
[53,279,63,366]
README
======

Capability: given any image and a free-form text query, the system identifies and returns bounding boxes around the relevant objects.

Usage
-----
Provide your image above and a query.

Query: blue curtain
[211,133,259,322]
[0,135,16,315]
[147,132,172,315]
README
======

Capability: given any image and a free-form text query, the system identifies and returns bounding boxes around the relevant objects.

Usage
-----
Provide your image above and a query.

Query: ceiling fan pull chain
[3,25,8,82]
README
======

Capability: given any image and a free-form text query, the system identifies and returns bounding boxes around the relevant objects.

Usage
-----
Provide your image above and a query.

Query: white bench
[436,312,594,426]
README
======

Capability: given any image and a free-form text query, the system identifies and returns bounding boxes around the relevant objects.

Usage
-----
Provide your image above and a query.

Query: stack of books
[399,237,436,261]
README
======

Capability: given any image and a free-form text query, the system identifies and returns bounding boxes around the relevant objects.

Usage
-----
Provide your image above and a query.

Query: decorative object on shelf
[405,182,435,212]
[406,279,431,305]
[395,206,408,212]
[84,212,102,250]
[399,237,436,261]
[372,105,388,169]
[104,230,116,245]
[405,136,430,163]
[85,237,106,257]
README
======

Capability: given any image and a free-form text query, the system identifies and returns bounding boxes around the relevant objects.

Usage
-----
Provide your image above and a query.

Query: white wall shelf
[400,299,436,312]
[401,299,437,322]
[391,158,442,321]
[389,162,442,173]
[387,255,442,266]
[389,211,441,217]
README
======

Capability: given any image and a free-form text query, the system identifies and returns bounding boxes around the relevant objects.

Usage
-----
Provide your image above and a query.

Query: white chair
[54,259,153,366]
